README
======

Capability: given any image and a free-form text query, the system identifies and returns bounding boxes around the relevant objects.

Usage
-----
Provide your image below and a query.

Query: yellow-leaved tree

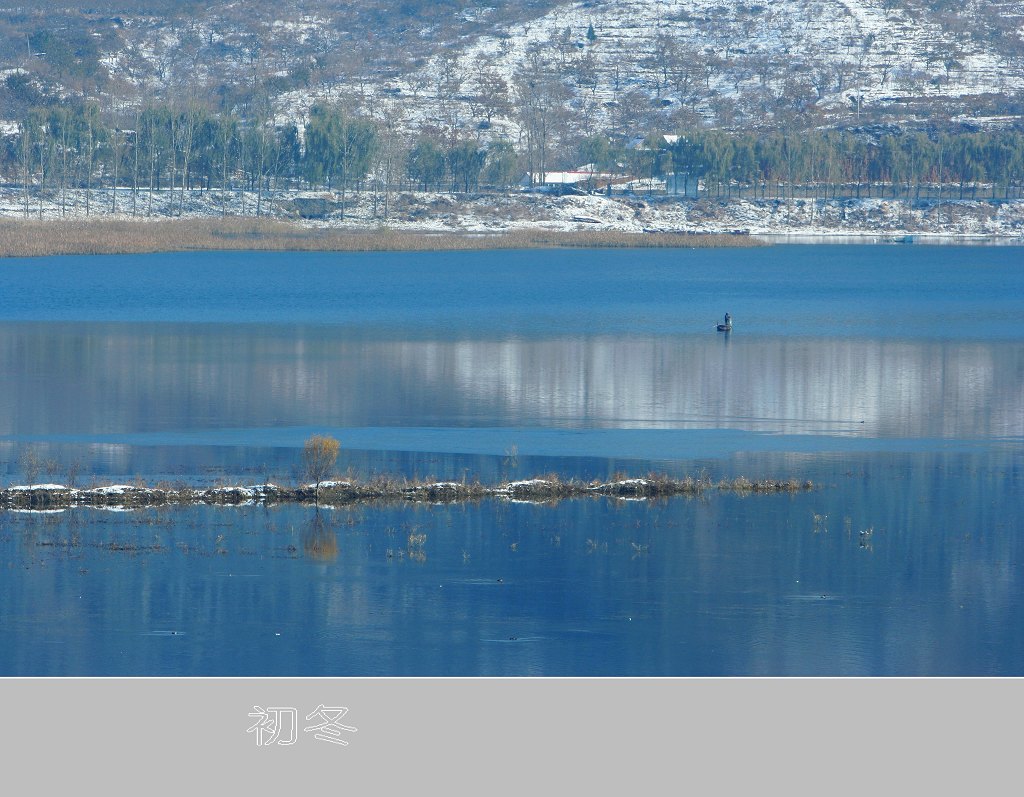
[302,434,340,503]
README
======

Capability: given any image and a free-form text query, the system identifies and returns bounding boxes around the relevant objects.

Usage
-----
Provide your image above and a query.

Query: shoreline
[0,218,758,258]
[5,189,1024,257]
[2,217,1020,259]
[1,474,815,511]
[751,232,1024,245]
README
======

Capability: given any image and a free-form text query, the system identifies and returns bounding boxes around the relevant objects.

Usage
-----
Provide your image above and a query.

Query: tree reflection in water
[302,510,339,562]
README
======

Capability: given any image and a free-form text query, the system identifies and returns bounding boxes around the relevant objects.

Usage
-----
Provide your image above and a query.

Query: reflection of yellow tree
[407,528,427,563]
[303,511,339,562]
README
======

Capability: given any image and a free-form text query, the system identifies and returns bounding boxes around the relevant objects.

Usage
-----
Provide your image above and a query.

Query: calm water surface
[0,245,1021,675]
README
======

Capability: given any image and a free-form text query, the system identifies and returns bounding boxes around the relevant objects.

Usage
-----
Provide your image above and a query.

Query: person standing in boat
[724,313,731,328]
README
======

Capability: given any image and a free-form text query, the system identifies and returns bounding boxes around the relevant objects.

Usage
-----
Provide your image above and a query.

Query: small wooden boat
[717,313,732,332]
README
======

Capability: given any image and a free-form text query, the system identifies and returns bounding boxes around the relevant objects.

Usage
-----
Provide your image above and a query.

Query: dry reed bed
[0,218,760,258]
[1,474,813,510]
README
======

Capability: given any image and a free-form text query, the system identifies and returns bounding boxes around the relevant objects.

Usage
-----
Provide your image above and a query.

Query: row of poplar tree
[653,129,1024,199]
[4,99,1024,213]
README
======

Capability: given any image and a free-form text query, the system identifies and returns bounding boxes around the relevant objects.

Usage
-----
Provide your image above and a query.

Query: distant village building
[520,164,700,197]
[628,134,680,149]
[520,165,634,193]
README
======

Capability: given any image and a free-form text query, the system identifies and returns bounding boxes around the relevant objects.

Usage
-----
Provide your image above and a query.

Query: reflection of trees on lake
[1,324,1021,440]
[303,511,339,562]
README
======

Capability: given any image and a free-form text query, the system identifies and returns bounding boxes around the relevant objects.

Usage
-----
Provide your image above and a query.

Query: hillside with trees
[1,1,1023,232]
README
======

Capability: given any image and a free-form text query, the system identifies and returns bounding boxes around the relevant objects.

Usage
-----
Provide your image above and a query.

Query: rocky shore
[1,474,815,511]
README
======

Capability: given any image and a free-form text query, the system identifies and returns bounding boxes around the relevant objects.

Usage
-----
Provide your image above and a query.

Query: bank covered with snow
[2,187,1023,239]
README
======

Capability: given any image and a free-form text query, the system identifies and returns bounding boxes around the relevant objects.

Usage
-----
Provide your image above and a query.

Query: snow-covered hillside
[413,0,1024,133]
[260,0,1024,153]
[474,1,1019,97]
[7,1,1021,136]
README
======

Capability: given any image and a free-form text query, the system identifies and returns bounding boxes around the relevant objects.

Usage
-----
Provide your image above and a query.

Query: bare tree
[514,51,570,185]
[18,446,42,486]
[435,51,466,144]
[471,56,512,126]
[371,100,407,218]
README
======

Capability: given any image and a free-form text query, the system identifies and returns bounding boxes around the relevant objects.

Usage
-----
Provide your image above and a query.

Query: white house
[520,165,633,191]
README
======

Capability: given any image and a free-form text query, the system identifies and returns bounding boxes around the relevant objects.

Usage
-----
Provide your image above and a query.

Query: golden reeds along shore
[0,218,760,258]
[1,474,814,511]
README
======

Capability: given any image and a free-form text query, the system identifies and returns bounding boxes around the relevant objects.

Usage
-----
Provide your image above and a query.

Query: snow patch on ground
[3,186,1023,238]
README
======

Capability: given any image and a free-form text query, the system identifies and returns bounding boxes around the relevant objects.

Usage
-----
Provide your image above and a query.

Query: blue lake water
[0,245,1022,675]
